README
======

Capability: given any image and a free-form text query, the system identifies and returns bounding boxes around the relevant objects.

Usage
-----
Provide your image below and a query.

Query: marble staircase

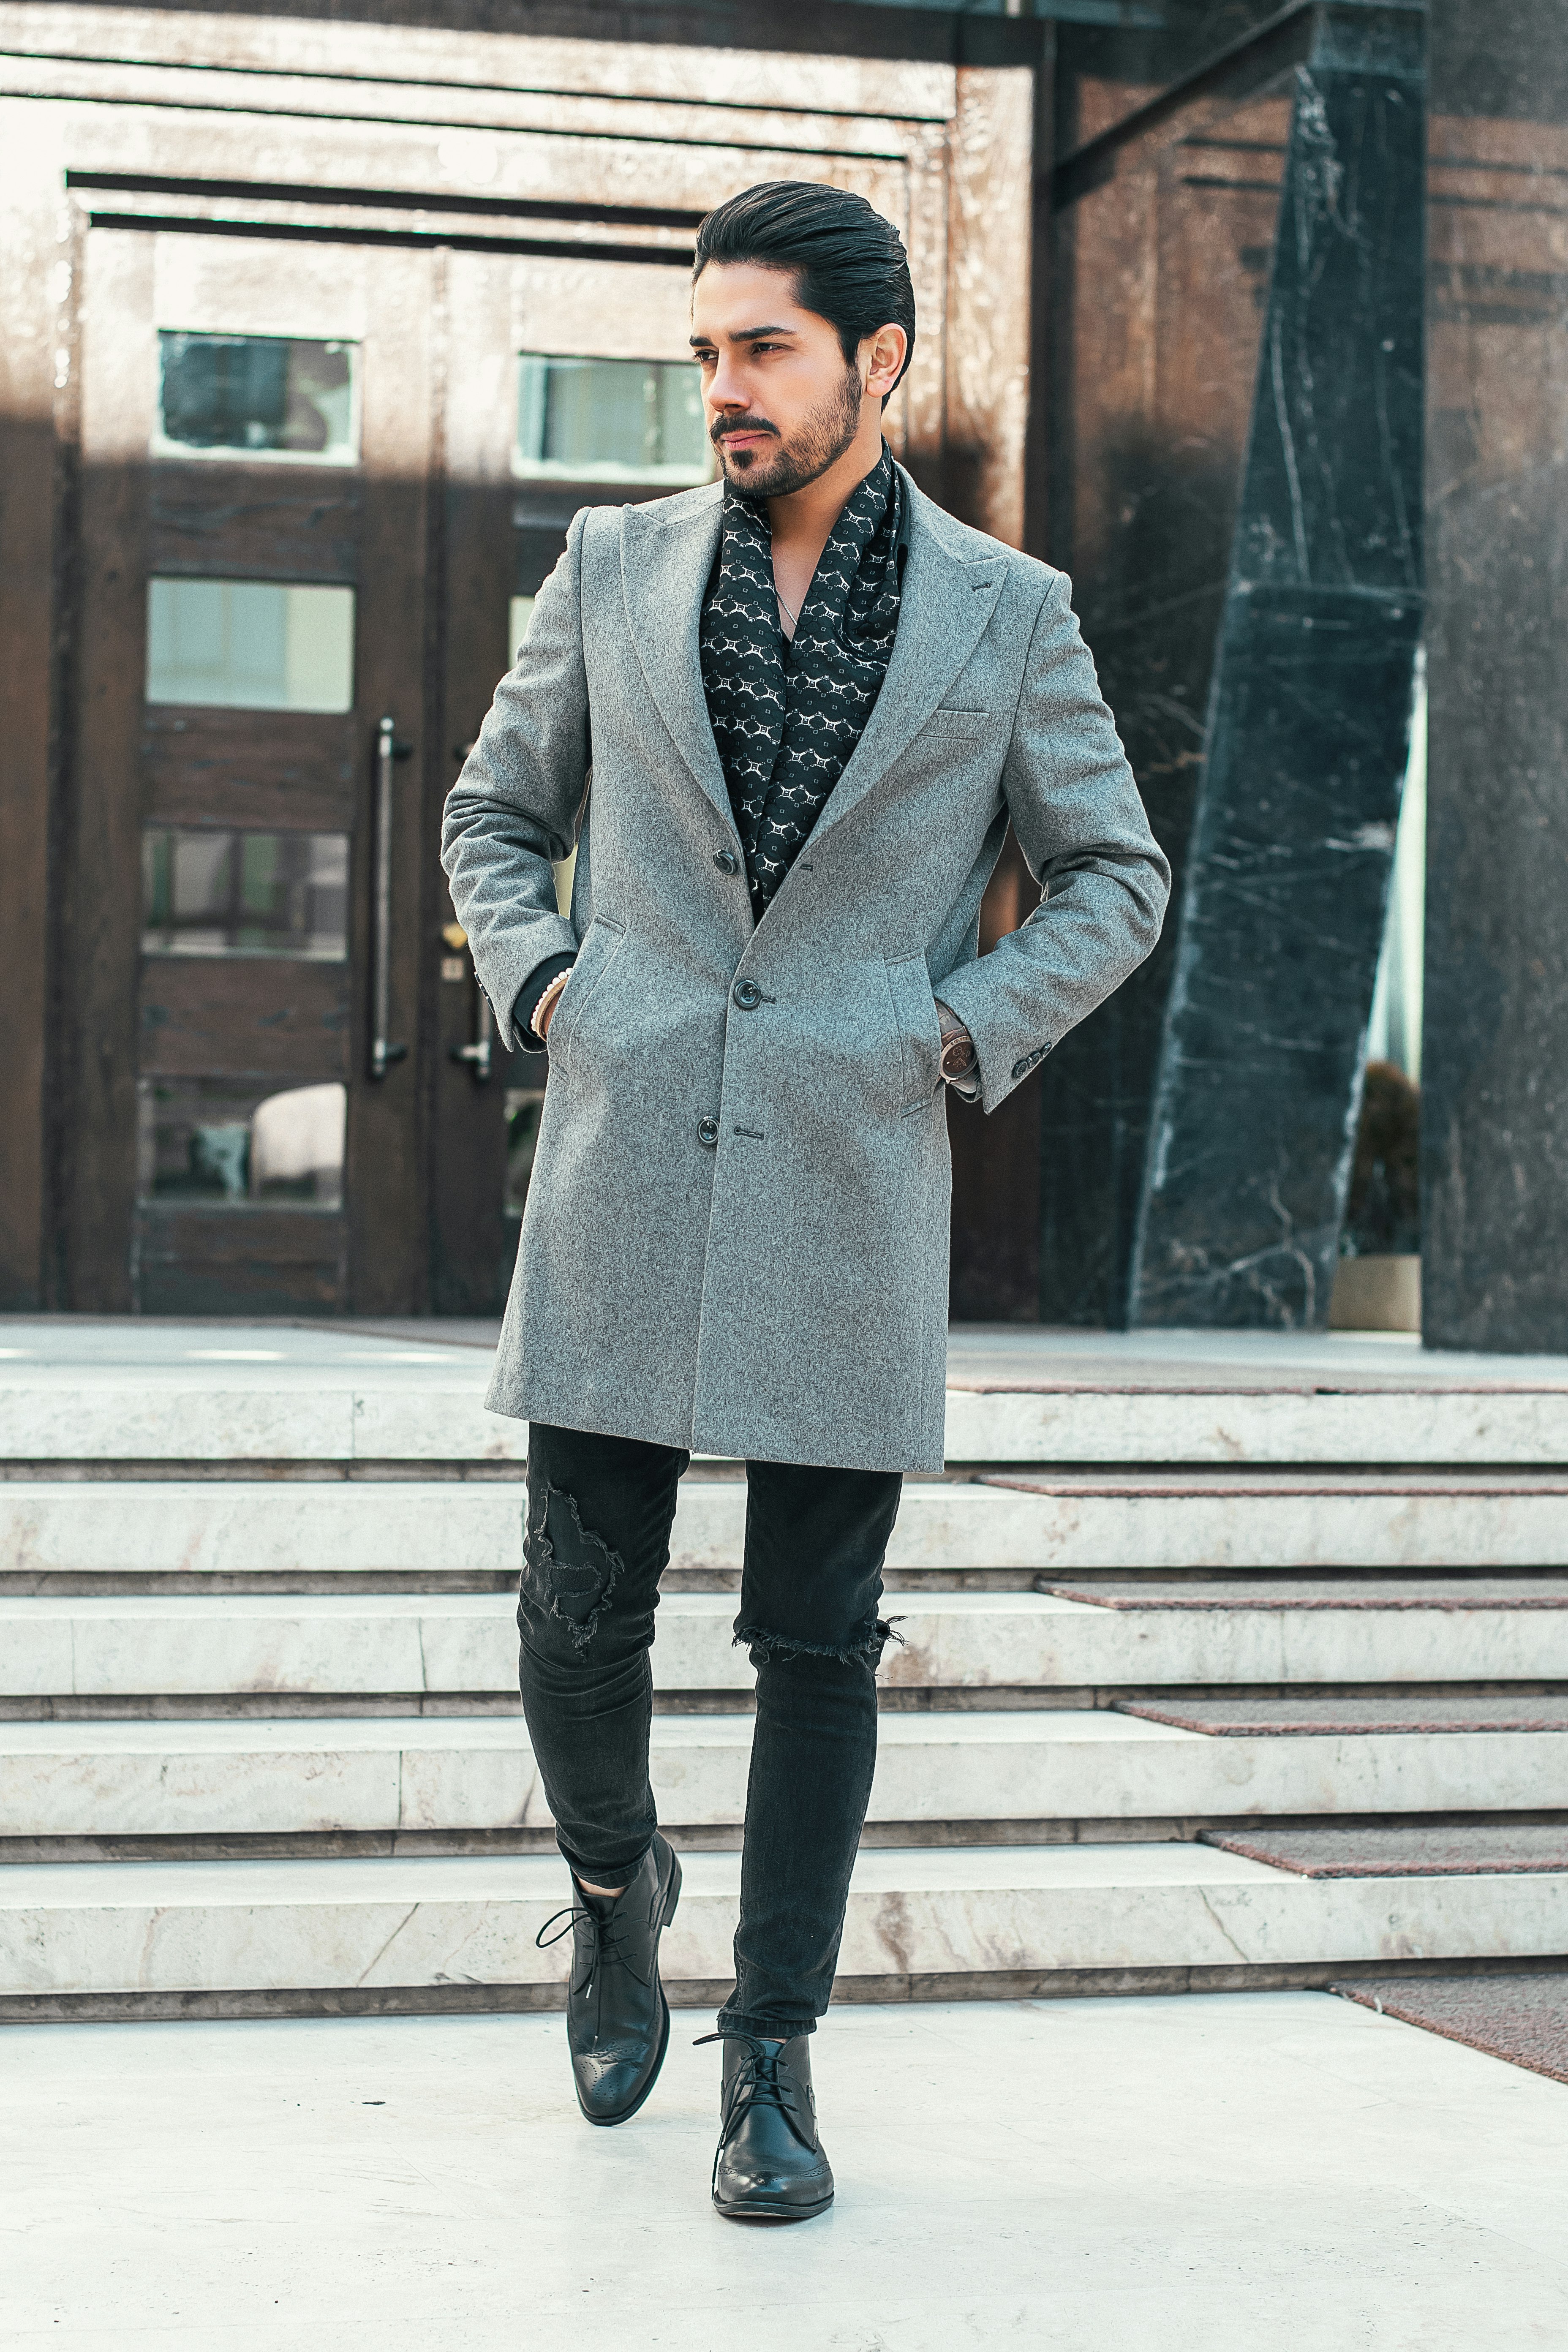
[2,1332,1566,2020]
[7,1470,1568,1587]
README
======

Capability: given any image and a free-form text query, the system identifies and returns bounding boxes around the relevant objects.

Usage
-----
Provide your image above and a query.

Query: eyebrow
[689,324,798,346]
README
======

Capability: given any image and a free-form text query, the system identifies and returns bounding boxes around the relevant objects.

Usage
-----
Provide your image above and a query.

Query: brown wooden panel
[142,708,357,830]
[0,164,65,1307]
[139,956,351,1078]
[63,227,156,1309]
[136,1206,346,1314]
[428,247,517,1312]
[343,242,438,1314]
[149,462,360,580]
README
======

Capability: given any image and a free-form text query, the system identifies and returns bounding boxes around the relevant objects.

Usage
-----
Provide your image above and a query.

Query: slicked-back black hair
[693,180,916,401]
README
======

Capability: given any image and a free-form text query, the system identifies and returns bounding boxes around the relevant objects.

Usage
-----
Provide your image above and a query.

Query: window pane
[515,354,710,483]
[146,579,354,711]
[655,360,708,473]
[142,827,348,958]
[509,595,535,657]
[157,333,358,462]
[138,1079,345,1208]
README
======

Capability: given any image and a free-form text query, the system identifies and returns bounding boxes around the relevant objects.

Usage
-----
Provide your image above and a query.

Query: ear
[862,323,908,401]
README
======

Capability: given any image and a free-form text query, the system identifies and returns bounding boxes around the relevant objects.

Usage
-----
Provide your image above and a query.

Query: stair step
[6,1472,1568,1588]
[976,1472,1568,1568]
[1043,1576,1568,1607]
[2,1843,1563,2005]
[3,1708,1564,1839]
[1118,1696,1568,1733]
[6,1376,1568,1466]
[1203,1823,1568,1876]
[945,1385,1568,1466]
[4,1588,1567,1700]
[0,1380,523,1467]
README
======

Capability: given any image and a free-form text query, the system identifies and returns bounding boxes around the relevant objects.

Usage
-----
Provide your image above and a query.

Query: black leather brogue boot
[536,1833,682,2126]
[699,2032,835,2223]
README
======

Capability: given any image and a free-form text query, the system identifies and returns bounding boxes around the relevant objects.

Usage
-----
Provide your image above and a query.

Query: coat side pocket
[885,952,944,1114]
[545,915,626,1059]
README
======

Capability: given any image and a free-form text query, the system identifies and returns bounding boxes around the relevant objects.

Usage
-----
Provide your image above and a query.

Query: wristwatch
[936,1000,977,1087]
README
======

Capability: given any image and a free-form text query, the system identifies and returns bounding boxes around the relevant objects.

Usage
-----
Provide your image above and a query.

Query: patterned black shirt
[699,444,903,918]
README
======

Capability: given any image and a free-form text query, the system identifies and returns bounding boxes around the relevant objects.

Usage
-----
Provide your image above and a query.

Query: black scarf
[699,444,903,918]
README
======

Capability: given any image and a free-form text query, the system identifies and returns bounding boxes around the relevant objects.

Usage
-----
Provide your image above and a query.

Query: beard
[712,363,864,496]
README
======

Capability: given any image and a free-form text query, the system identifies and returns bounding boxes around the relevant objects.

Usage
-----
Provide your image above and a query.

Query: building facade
[0,0,1037,1317]
[2,0,1564,1348]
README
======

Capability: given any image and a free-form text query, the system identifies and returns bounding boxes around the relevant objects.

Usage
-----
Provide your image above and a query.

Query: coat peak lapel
[804,479,1005,852]
[621,488,734,833]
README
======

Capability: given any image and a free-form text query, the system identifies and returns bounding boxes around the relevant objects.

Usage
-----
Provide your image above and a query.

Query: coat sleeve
[932,571,1171,1114]
[440,509,591,1051]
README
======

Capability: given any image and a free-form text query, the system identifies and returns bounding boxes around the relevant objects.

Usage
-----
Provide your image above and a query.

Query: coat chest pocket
[923,706,992,741]
[885,953,944,1114]
[546,915,625,1058]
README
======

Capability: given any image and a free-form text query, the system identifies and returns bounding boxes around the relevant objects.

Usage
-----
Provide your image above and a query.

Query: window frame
[152,329,363,468]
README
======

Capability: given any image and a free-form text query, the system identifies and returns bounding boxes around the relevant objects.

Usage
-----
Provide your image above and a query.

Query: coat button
[713,848,739,874]
[732,978,762,1009]
[697,1116,719,1147]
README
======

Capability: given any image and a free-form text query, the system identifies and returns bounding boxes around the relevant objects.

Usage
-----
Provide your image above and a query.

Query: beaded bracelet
[532,970,571,1042]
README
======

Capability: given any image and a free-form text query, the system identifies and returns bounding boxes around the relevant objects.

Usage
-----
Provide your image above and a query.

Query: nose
[705,349,749,412]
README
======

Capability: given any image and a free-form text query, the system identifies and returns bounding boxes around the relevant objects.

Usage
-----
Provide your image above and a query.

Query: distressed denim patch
[523,1480,625,1652]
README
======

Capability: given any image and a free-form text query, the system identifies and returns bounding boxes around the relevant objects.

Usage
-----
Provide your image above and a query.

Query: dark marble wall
[1041,5,1426,1330]
[1041,54,1293,1323]
[1129,9,1426,1325]
[1421,0,1568,1352]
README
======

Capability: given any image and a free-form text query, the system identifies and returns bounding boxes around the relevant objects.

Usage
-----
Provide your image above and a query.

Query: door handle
[452,974,493,1084]
[369,714,411,1081]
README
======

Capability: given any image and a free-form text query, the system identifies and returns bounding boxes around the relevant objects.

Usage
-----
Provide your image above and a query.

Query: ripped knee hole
[522,1481,625,1652]
[732,1615,905,1669]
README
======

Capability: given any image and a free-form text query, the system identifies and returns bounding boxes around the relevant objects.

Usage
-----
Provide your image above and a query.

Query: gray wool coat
[441,464,1170,1473]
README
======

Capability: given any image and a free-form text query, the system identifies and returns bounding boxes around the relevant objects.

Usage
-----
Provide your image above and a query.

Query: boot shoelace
[693,2033,815,2151]
[535,1902,651,1995]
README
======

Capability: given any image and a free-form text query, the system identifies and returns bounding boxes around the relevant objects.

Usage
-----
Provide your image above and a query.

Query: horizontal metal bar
[1052,0,1425,210]
[828,0,1164,19]
[82,208,695,267]
[65,167,708,230]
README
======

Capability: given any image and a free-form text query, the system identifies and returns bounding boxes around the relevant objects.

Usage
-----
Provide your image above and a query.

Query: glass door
[63,226,438,1314]
[61,225,718,1316]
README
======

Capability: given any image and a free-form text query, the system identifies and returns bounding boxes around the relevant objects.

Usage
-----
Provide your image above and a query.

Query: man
[442,180,1169,2223]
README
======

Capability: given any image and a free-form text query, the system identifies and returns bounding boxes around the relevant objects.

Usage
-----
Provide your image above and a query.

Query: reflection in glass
[504,1087,547,1217]
[138,1079,346,1208]
[142,827,348,958]
[157,333,357,462]
[515,354,710,483]
[1367,655,1427,1084]
[146,578,355,711]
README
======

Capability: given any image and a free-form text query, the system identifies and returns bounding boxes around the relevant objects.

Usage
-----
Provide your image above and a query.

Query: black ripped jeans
[520,1421,903,2039]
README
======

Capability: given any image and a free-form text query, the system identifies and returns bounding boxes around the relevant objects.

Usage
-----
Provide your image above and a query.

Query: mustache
[710,416,780,445]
